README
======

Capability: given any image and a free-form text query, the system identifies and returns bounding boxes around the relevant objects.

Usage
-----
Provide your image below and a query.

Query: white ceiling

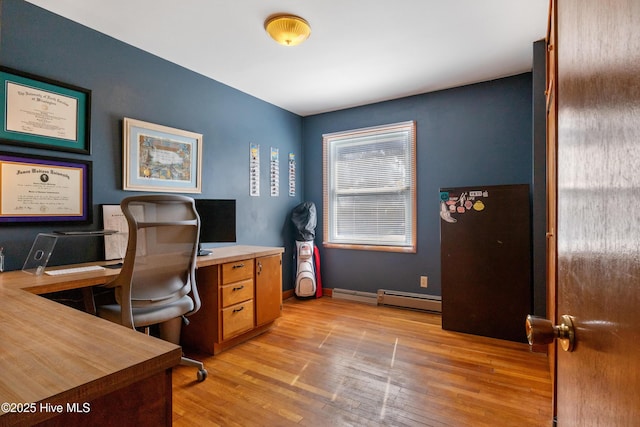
[25,0,548,117]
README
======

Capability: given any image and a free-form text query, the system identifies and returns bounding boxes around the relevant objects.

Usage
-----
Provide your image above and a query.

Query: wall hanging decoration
[270,146,279,197]
[123,117,202,193]
[0,66,91,154]
[250,142,260,196]
[0,151,92,224]
[288,152,296,197]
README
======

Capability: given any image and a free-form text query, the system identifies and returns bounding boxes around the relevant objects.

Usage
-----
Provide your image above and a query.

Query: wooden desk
[0,245,284,295]
[0,245,282,426]
[184,246,285,355]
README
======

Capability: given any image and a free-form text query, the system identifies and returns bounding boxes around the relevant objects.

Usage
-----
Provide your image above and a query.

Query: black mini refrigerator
[439,184,532,343]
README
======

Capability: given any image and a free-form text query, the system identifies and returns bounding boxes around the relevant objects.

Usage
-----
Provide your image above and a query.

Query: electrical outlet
[420,276,428,288]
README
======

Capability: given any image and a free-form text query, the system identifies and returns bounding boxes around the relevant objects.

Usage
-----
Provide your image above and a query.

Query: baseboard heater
[331,288,378,305]
[376,290,442,313]
[332,288,442,313]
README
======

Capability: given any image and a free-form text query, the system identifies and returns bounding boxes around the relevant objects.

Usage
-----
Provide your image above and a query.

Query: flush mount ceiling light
[264,14,311,46]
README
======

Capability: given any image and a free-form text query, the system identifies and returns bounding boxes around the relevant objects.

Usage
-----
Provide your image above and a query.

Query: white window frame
[323,121,417,253]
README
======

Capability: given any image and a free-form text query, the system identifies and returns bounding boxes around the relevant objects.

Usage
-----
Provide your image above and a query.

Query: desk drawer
[222,260,253,284]
[222,300,254,340]
[221,278,254,308]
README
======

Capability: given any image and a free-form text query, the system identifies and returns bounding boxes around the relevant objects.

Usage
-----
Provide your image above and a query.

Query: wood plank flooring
[173,297,552,426]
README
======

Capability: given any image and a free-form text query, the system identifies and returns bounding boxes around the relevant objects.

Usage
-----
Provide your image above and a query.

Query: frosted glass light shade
[264,15,311,46]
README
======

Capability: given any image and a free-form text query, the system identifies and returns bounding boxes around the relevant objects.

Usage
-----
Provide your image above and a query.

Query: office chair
[97,194,208,382]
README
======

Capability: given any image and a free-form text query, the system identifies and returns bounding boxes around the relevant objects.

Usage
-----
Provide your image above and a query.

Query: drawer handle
[232,285,245,291]
[233,306,244,314]
[232,263,245,269]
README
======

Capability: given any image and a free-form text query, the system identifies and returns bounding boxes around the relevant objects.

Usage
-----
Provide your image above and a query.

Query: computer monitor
[194,199,236,255]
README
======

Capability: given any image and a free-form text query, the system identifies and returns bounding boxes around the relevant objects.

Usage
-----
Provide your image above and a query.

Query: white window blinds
[323,121,416,252]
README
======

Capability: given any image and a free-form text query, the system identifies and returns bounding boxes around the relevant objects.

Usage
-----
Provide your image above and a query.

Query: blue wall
[0,0,303,286]
[302,74,533,296]
[1,1,536,301]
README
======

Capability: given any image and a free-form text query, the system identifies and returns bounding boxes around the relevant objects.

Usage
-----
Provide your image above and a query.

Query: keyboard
[45,265,106,276]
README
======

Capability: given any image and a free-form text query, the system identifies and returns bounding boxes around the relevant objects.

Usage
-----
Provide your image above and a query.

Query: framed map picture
[123,118,202,193]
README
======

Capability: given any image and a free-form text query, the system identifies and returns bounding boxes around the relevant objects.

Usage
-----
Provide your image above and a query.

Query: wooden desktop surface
[0,245,284,295]
[0,244,283,426]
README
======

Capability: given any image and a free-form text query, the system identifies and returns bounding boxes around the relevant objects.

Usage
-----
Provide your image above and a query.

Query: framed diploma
[0,66,91,154]
[123,117,202,193]
[0,152,92,224]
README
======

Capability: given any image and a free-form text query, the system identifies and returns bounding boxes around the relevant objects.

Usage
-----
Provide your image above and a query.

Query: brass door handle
[526,314,576,352]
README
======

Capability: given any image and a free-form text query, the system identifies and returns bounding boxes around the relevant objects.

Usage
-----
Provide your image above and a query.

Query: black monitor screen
[194,199,236,248]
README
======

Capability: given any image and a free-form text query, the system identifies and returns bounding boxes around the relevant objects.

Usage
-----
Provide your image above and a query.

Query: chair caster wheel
[197,369,208,382]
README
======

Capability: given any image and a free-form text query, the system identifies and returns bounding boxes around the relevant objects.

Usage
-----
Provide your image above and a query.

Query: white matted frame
[123,117,202,193]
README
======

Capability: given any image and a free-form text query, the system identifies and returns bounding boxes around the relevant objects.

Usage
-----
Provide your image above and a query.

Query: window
[323,121,416,252]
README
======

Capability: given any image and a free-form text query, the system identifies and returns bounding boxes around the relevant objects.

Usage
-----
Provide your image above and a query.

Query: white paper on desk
[102,205,128,260]
[101,205,150,260]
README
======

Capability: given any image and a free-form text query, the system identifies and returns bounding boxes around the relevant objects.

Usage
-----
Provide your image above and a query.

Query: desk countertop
[0,244,284,295]
[195,244,284,268]
[0,244,283,425]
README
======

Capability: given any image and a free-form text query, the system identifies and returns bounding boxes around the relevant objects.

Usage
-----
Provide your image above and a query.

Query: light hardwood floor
[173,297,552,426]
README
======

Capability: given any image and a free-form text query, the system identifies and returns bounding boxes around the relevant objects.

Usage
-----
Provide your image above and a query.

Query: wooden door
[555,0,640,424]
[545,0,558,416]
[255,254,282,326]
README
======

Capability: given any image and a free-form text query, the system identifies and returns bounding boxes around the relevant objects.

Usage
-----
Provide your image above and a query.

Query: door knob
[525,314,576,352]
